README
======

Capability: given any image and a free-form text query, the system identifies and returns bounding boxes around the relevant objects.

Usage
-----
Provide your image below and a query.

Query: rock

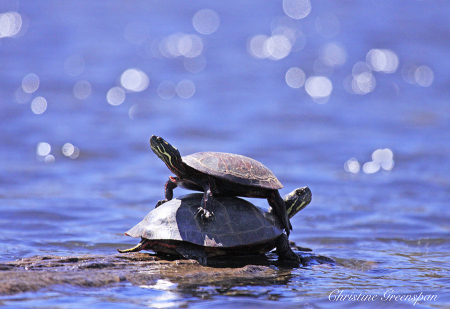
[0,252,335,295]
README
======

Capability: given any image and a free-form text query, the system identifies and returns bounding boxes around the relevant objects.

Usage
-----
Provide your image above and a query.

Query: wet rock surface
[0,251,335,296]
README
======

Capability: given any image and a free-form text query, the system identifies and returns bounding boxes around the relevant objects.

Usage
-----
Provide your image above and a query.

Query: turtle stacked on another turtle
[149,135,292,236]
[119,136,310,264]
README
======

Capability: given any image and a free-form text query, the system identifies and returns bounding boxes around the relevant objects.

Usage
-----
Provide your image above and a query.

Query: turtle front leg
[195,188,215,221]
[155,177,178,208]
[268,191,292,237]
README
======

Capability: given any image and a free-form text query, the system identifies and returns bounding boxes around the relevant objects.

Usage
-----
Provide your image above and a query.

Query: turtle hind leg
[195,189,215,222]
[117,239,147,253]
[276,234,301,265]
[268,191,292,236]
[176,242,208,266]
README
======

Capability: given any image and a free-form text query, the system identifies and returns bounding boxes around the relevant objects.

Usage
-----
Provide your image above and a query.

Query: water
[1,0,450,307]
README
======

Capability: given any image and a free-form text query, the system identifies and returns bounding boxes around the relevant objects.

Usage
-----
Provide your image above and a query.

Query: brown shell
[125,193,283,248]
[182,152,283,190]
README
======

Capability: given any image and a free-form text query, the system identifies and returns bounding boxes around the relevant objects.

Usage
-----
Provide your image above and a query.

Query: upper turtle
[183,152,283,190]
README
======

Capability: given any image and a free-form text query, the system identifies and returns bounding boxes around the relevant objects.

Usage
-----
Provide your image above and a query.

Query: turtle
[149,135,292,236]
[118,187,312,265]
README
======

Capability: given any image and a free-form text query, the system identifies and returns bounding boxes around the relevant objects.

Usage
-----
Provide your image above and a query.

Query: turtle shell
[182,152,283,190]
[125,193,283,249]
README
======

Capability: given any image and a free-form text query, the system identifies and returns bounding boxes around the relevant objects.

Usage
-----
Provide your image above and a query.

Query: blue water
[1,0,450,307]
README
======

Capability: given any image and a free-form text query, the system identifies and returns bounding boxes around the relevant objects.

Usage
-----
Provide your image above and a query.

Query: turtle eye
[156,137,162,143]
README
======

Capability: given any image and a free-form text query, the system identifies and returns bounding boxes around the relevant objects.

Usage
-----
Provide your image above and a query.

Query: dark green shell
[182,152,283,190]
[125,193,283,248]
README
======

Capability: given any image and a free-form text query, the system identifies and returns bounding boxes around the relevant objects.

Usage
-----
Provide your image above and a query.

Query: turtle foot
[194,207,215,222]
[155,199,168,208]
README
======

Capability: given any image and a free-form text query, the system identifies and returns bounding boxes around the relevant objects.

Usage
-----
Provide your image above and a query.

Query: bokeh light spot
[266,34,292,60]
[70,147,80,159]
[363,161,380,174]
[285,67,306,88]
[22,73,39,93]
[248,34,270,59]
[107,87,125,106]
[176,80,195,99]
[372,148,394,170]
[352,72,376,95]
[73,80,92,100]
[366,49,399,74]
[183,55,206,73]
[62,143,75,156]
[157,81,176,100]
[44,155,55,164]
[344,158,360,173]
[193,9,220,35]
[401,63,418,84]
[0,11,22,38]
[320,42,347,67]
[64,55,85,76]
[283,0,311,20]
[120,68,149,92]
[305,76,333,101]
[37,142,51,156]
[31,96,47,114]
[414,65,434,87]
[15,87,31,104]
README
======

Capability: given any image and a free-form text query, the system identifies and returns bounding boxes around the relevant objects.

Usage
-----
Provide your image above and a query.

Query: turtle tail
[117,239,146,253]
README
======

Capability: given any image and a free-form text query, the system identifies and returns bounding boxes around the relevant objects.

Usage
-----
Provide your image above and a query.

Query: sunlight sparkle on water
[344,158,360,174]
[305,76,332,103]
[64,55,85,76]
[62,143,80,159]
[270,16,306,52]
[159,33,204,58]
[360,148,394,174]
[266,34,292,60]
[344,61,376,95]
[120,69,149,92]
[22,73,39,93]
[176,80,195,99]
[15,87,31,104]
[36,142,51,156]
[183,55,206,73]
[285,67,306,88]
[0,11,22,38]
[320,42,347,67]
[248,34,270,59]
[193,9,220,35]
[366,49,399,74]
[31,97,47,114]
[414,65,434,87]
[352,72,376,95]
[283,0,311,20]
[73,80,92,100]
[401,63,434,87]
[157,81,176,100]
[107,87,125,106]
[44,155,55,164]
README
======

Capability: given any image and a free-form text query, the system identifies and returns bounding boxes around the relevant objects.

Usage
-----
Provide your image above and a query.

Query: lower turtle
[118,187,312,265]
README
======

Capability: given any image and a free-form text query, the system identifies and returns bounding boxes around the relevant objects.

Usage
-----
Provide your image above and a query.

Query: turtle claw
[155,199,168,208]
[194,207,214,221]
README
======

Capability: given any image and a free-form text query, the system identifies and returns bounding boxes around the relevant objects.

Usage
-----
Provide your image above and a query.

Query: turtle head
[284,187,312,219]
[150,135,186,176]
